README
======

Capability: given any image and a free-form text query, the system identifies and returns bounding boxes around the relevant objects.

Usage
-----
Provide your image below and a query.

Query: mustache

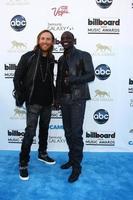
[40,43,49,45]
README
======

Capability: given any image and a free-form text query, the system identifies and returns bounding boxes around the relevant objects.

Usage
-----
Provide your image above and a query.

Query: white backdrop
[0,0,133,152]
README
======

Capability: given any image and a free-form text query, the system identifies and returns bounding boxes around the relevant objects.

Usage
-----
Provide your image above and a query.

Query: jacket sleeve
[69,52,95,85]
[13,54,28,92]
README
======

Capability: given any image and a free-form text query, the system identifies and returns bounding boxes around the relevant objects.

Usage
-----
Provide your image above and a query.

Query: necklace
[40,58,48,82]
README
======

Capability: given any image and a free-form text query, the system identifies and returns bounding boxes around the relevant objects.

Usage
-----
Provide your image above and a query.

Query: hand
[12,89,25,107]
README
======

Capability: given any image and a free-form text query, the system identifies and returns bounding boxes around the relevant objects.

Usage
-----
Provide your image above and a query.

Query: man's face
[38,32,54,53]
[61,32,74,50]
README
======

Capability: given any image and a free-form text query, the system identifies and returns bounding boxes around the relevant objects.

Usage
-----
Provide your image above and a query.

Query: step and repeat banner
[0,0,133,152]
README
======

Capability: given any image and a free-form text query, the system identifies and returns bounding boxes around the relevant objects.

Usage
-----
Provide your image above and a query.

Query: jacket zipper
[48,62,55,104]
[29,50,41,103]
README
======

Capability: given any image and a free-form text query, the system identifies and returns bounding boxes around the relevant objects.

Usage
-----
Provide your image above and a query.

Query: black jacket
[56,47,95,101]
[13,48,55,106]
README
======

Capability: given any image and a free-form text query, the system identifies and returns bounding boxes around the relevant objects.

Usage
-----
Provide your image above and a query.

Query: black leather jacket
[56,47,95,101]
[13,48,55,105]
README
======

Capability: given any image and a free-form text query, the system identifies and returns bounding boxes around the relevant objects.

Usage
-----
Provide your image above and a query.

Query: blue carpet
[0,151,133,200]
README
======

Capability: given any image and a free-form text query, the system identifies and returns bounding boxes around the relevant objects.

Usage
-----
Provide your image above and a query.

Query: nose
[43,38,47,43]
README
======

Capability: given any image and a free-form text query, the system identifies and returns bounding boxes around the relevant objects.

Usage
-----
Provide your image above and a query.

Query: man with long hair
[13,30,56,180]
[56,31,95,183]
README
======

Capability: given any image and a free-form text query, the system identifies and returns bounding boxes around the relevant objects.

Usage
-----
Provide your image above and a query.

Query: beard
[39,44,53,54]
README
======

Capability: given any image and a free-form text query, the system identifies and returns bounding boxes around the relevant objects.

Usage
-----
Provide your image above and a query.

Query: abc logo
[96,0,113,9]
[93,109,109,124]
[10,15,26,31]
[95,64,111,80]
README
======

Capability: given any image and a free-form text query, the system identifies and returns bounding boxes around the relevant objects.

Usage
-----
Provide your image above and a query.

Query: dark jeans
[61,97,86,171]
[19,104,51,165]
